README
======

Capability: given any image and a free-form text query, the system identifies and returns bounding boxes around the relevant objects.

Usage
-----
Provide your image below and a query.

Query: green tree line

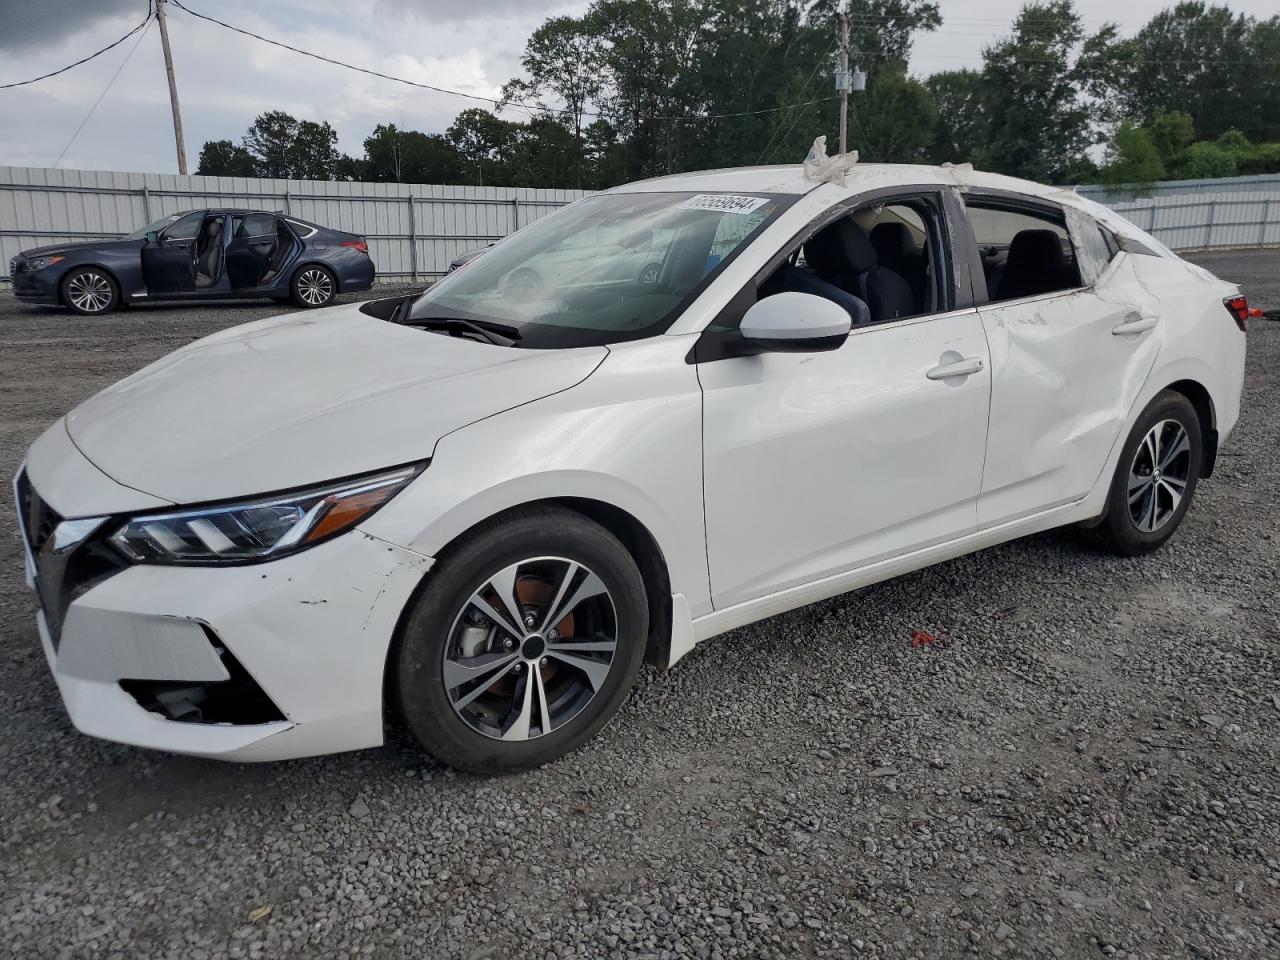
[195,0,1280,190]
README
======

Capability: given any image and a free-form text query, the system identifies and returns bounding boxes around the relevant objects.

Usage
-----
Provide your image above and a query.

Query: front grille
[16,470,128,649]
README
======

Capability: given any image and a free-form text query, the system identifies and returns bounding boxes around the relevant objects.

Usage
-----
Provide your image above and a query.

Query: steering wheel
[501,267,544,300]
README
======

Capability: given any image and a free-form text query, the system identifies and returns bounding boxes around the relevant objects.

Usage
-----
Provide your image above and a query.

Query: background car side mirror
[145,230,158,244]
[738,292,852,353]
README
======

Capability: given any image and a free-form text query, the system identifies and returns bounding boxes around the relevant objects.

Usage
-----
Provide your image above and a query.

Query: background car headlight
[23,255,65,272]
[109,465,421,563]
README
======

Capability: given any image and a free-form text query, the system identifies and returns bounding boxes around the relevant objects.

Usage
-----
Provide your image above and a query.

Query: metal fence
[3,166,1278,289]
[0,165,586,282]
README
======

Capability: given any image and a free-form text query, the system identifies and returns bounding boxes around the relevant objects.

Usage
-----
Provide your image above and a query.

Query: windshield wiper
[398,315,521,347]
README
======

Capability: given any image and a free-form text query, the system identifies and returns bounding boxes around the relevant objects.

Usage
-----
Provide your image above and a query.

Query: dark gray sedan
[9,208,375,315]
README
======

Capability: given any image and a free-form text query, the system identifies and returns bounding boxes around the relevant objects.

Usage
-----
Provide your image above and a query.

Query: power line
[53,17,155,167]
[0,3,153,89]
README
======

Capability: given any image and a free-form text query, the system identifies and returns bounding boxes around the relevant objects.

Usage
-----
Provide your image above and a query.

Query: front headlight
[24,255,66,272]
[109,464,421,564]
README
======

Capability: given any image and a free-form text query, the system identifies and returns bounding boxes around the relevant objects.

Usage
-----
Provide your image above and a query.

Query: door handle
[926,356,984,380]
[1112,313,1158,336]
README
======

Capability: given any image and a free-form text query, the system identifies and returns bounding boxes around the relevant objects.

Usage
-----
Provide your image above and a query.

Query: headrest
[869,222,915,267]
[804,217,877,275]
[1006,229,1064,270]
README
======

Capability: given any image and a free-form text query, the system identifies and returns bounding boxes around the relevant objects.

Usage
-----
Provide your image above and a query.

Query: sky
[0,0,1276,175]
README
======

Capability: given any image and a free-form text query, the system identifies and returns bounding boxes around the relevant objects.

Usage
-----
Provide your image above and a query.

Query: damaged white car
[16,164,1249,772]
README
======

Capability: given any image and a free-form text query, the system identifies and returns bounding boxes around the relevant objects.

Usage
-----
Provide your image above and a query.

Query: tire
[1088,390,1202,556]
[291,265,336,308]
[61,267,118,315]
[395,507,648,774]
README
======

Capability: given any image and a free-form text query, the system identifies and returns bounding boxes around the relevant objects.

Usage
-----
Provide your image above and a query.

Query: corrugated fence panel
[0,165,587,282]
[5,165,1278,286]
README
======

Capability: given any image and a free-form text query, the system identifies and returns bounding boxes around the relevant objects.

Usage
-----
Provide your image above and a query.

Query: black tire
[290,265,336,308]
[60,267,119,315]
[1088,390,1202,556]
[395,507,648,774]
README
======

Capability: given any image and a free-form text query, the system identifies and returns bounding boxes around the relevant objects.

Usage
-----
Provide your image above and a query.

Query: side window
[162,211,204,241]
[232,213,276,238]
[964,200,1083,303]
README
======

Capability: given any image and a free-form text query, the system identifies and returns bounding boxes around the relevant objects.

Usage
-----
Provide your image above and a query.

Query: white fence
[0,166,586,283]
[2,166,1277,289]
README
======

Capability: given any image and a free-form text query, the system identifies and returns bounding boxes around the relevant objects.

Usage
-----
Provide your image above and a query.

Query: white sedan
[16,164,1250,772]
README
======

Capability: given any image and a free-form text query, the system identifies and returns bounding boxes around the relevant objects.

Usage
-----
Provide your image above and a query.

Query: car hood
[64,302,606,504]
[20,238,137,258]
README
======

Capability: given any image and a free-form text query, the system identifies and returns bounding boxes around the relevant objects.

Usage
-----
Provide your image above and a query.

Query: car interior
[963,201,1083,302]
[225,213,298,288]
[757,198,943,326]
[194,215,225,289]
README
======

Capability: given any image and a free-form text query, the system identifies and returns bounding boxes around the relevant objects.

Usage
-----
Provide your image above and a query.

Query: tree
[851,63,936,162]
[1099,122,1165,187]
[1104,3,1256,140]
[503,16,603,187]
[1144,110,1196,166]
[446,108,520,186]
[1169,140,1238,178]
[978,1,1099,183]
[195,139,257,177]
[242,110,342,180]
[361,124,464,184]
[924,69,988,165]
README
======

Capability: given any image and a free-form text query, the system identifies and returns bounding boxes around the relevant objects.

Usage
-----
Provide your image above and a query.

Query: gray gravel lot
[2,252,1279,959]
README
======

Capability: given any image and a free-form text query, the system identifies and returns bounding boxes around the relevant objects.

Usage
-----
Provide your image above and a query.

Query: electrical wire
[53,16,155,167]
[0,2,153,89]
[758,38,841,165]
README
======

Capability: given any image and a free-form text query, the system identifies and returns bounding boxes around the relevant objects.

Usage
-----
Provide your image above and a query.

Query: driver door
[697,189,991,609]
[141,209,204,294]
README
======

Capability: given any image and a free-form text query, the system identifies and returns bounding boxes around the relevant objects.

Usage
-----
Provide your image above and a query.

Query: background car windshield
[410,191,789,348]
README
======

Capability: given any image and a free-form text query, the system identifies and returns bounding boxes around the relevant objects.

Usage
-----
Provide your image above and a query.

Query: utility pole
[838,10,849,155]
[155,0,188,175]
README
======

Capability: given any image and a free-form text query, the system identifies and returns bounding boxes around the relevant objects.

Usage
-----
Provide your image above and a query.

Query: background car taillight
[340,239,369,255]
[1223,295,1261,332]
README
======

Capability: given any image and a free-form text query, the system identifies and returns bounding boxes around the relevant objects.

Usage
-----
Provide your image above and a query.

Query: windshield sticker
[678,194,770,215]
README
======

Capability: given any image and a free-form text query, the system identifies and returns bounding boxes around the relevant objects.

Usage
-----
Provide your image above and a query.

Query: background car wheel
[1088,390,1202,556]
[61,268,118,315]
[291,265,336,308]
[395,507,649,774]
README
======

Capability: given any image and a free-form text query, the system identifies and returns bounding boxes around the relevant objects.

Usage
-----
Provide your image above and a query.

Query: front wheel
[1088,390,1202,555]
[61,267,118,315]
[395,508,648,774]
[291,265,336,308]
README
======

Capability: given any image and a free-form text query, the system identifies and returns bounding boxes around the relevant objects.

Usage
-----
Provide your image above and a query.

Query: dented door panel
[975,255,1161,527]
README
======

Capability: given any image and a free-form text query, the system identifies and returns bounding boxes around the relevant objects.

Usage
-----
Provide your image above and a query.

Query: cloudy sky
[0,0,1275,174]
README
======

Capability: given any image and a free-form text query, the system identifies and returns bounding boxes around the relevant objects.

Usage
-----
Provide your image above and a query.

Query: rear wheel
[291,265,336,308]
[61,267,118,315]
[1088,390,1202,555]
[395,508,648,773]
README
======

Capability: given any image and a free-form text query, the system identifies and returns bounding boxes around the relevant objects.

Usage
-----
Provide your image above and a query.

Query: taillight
[341,239,369,254]
[1223,295,1261,332]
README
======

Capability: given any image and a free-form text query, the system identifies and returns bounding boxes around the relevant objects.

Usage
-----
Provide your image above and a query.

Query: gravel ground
[1,252,1278,960]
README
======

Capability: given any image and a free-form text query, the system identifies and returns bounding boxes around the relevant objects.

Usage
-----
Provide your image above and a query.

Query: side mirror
[145,230,158,244]
[738,292,852,353]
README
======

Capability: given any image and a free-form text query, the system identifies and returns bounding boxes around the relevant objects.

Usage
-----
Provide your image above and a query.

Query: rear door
[697,187,992,609]
[226,212,279,290]
[961,194,1162,527]
[140,210,204,294]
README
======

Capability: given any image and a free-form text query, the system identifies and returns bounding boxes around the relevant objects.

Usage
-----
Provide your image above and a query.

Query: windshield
[122,212,191,241]
[409,191,792,348]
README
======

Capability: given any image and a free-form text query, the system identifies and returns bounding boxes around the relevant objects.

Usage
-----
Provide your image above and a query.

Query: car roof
[605,162,1165,252]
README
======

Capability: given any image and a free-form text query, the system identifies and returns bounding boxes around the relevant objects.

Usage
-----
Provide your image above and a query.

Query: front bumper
[10,265,61,304]
[18,460,434,762]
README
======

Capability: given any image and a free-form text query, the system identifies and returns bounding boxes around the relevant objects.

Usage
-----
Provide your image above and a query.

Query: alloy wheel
[296,268,333,305]
[442,556,618,741]
[1127,418,1191,533]
[67,272,113,313]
